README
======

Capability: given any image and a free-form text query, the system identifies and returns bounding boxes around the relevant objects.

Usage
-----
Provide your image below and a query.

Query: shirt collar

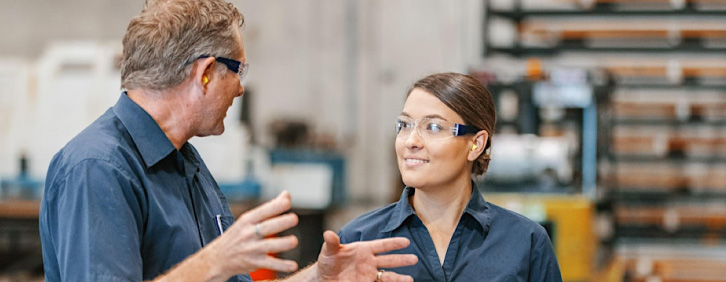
[381,187,417,233]
[463,181,492,232]
[113,92,176,168]
[381,181,492,233]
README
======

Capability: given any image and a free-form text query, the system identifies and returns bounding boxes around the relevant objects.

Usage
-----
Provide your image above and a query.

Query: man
[39,0,417,281]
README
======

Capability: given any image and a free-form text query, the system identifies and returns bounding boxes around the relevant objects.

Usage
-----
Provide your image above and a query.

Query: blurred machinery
[0,156,42,201]
[486,134,574,190]
[0,158,43,279]
[476,66,598,196]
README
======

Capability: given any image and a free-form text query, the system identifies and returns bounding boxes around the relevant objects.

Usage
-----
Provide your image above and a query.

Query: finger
[259,235,299,254]
[321,230,342,255]
[380,271,414,282]
[253,256,299,273]
[366,237,411,254]
[258,213,298,236]
[240,191,291,223]
[376,254,418,268]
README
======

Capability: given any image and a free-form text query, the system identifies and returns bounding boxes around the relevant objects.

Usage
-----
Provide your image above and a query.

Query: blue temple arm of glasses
[453,124,482,136]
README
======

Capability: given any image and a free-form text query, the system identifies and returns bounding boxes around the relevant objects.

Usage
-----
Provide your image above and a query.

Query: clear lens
[395,116,414,135]
[395,116,455,141]
[239,63,249,82]
[421,119,451,139]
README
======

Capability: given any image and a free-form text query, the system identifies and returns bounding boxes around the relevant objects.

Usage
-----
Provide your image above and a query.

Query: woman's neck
[410,180,472,231]
[410,178,473,265]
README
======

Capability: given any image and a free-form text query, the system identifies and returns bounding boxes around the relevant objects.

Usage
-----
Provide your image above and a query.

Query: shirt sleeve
[44,158,144,282]
[234,274,254,282]
[529,230,563,282]
[337,229,349,244]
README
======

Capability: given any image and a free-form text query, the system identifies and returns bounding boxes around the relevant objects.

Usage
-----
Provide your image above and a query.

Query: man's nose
[237,85,245,97]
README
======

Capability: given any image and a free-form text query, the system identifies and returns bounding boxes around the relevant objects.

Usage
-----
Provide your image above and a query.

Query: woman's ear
[468,130,488,161]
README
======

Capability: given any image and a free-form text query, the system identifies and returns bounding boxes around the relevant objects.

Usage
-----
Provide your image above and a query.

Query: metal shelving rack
[483,0,726,280]
[484,1,726,56]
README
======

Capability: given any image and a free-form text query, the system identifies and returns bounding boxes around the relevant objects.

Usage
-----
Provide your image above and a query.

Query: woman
[339,73,562,282]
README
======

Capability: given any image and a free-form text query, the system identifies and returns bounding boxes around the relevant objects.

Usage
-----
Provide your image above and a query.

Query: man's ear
[467,130,488,161]
[191,56,216,89]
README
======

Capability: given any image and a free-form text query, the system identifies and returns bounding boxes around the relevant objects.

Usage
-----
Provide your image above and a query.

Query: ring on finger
[376,269,385,282]
[254,223,262,237]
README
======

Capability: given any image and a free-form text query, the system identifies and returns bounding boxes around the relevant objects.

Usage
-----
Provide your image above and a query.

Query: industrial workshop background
[1,0,725,281]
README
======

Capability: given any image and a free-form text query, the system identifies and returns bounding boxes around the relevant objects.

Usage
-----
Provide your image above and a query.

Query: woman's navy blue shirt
[339,185,562,282]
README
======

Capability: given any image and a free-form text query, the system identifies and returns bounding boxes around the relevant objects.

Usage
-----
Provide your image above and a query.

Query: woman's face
[395,88,474,190]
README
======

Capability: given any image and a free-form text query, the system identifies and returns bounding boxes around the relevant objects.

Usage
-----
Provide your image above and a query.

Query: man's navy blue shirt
[339,185,562,282]
[39,93,251,282]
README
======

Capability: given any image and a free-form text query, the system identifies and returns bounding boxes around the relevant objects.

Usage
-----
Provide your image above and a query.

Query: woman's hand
[315,231,418,282]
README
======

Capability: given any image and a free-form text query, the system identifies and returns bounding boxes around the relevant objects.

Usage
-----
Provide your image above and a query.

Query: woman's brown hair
[407,72,497,175]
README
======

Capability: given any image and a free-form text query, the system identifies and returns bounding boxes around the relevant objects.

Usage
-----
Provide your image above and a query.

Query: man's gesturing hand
[205,191,300,278]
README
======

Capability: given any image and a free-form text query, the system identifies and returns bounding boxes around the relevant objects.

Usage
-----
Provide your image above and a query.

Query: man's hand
[205,191,300,278]
[155,191,300,282]
[315,231,418,282]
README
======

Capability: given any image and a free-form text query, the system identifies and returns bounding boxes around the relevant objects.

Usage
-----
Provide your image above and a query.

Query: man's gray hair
[121,0,244,90]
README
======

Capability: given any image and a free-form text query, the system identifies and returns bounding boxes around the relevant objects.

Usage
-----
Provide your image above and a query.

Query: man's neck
[126,88,195,150]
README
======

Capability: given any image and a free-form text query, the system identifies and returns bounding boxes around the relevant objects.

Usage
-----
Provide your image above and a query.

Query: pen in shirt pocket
[215,214,224,235]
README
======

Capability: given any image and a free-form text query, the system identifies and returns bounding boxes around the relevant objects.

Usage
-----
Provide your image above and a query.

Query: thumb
[321,230,342,255]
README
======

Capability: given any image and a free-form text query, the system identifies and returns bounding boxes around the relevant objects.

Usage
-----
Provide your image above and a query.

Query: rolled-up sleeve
[42,158,144,282]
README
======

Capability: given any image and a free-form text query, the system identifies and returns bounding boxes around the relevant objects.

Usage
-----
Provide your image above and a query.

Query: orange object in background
[250,268,276,281]
[250,234,278,281]
[526,58,544,81]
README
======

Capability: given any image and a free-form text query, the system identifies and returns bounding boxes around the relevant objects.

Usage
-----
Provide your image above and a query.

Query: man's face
[198,28,246,137]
